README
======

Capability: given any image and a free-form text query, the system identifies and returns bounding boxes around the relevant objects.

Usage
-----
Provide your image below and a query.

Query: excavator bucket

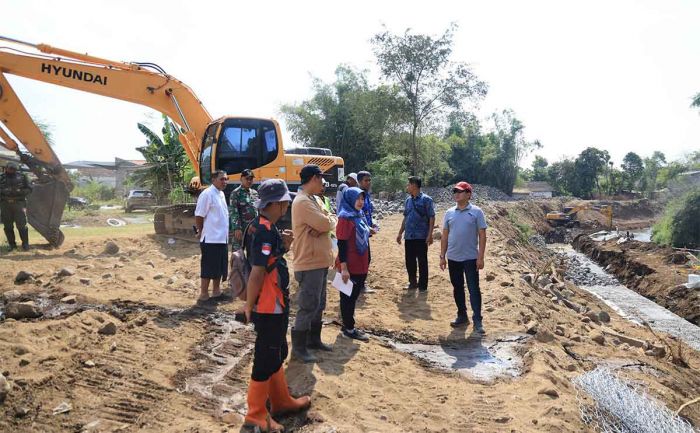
[26,177,68,247]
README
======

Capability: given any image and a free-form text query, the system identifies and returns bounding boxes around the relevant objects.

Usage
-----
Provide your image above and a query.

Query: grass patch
[507,211,533,243]
[0,223,154,250]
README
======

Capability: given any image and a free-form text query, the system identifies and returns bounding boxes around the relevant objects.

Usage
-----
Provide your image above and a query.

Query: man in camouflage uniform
[0,162,32,251]
[229,169,258,250]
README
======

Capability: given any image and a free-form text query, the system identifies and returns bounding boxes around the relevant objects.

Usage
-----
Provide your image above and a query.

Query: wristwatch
[439,255,445,259]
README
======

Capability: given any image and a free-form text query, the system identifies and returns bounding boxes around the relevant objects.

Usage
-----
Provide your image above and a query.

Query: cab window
[216,119,278,175]
[199,123,218,184]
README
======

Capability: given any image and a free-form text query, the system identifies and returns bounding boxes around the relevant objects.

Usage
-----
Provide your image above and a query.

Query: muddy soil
[1,201,699,432]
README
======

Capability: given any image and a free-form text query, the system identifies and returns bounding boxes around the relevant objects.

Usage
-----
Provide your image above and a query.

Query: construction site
[2,3,700,432]
[0,192,699,433]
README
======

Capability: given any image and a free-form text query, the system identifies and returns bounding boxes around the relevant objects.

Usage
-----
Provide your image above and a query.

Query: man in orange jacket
[243,179,310,432]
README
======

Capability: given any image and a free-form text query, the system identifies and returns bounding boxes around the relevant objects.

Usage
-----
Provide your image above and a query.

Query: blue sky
[2,0,699,168]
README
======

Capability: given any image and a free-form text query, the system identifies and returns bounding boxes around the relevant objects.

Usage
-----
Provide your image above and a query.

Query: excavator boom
[0,36,344,245]
[0,36,212,246]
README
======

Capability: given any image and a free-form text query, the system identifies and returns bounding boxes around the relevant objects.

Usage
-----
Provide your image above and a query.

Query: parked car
[124,189,156,213]
[67,196,89,210]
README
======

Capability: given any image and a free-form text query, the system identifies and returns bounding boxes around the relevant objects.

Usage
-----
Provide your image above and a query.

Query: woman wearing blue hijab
[335,186,370,341]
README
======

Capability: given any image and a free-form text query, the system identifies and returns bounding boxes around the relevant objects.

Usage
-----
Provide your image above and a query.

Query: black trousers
[447,259,482,322]
[404,239,428,290]
[251,311,289,381]
[340,274,366,330]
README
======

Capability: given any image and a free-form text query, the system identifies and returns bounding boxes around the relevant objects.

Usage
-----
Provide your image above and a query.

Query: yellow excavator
[546,203,613,229]
[0,36,344,246]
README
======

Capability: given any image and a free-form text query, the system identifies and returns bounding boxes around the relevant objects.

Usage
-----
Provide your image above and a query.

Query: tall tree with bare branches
[371,24,488,175]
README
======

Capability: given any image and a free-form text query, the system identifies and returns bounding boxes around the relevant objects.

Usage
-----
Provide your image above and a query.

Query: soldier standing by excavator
[0,162,32,251]
[229,169,259,251]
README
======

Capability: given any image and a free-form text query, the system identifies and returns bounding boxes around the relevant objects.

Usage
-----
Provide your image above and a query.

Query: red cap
[454,181,472,192]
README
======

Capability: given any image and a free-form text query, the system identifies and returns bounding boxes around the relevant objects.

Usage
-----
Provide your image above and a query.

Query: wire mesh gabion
[572,367,696,433]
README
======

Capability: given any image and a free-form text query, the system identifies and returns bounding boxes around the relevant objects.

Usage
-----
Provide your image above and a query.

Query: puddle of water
[555,245,700,352]
[390,334,528,382]
[631,227,652,242]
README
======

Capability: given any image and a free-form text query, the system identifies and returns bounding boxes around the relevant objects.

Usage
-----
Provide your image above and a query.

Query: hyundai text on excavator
[0,36,344,246]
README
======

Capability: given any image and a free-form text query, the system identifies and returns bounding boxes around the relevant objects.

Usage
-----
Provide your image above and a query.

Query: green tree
[133,115,191,204]
[33,117,54,146]
[652,189,700,248]
[486,110,541,194]
[621,152,644,190]
[368,153,409,193]
[641,151,666,198]
[531,155,549,181]
[547,158,576,196]
[447,114,491,184]
[371,24,487,175]
[691,92,700,110]
[572,147,609,198]
[280,65,400,171]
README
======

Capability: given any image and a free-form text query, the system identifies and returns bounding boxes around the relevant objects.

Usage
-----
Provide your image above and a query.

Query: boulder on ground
[5,301,42,319]
[0,374,11,403]
[2,290,22,302]
[103,241,120,255]
[535,329,555,343]
[57,268,75,277]
[98,322,118,336]
[591,333,605,345]
[60,295,77,304]
[14,271,33,285]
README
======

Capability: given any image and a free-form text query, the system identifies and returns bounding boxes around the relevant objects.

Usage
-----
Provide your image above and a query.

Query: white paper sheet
[331,271,354,296]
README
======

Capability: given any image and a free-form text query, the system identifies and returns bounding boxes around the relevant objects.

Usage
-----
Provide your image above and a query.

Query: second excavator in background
[546,203,614,229]
[0,36,344,246]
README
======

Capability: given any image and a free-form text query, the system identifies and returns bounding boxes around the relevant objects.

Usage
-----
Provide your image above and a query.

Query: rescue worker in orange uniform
[243,179,310,432]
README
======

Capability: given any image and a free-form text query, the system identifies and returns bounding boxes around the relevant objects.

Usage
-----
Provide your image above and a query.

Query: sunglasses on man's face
[452,189,471,194]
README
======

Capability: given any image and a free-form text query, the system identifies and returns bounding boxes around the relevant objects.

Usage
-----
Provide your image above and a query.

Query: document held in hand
[332,271,354,296]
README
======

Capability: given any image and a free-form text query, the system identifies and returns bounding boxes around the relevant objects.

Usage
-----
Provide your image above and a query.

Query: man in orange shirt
[243,179,310,432]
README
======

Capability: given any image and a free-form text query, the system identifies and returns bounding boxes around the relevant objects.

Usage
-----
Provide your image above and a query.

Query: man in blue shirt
[357,171,374,228]
[396,176,435,292]
[439,181,488,332]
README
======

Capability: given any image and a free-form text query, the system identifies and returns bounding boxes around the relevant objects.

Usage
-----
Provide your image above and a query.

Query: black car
[67,196,89,210]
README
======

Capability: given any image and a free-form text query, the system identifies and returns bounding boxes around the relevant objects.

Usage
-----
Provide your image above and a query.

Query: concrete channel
[554,244,700,352]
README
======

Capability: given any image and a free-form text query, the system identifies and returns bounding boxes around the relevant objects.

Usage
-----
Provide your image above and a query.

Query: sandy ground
[1,201,699,432]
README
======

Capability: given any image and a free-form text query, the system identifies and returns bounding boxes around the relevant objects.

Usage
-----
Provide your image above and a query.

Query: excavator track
[153,203,197,236]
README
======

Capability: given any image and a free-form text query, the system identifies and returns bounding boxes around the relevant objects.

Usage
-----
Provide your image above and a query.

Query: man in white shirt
[194,170,230,303]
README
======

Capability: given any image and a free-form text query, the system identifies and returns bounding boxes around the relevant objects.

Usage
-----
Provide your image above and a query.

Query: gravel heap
[332,183,516,221]
[558,252,620,286]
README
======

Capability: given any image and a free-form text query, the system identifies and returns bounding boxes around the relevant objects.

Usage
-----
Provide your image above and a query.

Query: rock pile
[335,183,517,221]
[558,253,619,286]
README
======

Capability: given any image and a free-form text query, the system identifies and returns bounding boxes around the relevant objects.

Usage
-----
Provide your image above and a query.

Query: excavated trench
[572,234,700,326]
[553,244,700,352]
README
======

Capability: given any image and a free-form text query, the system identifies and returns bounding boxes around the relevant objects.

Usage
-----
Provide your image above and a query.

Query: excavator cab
[199,117,280,184]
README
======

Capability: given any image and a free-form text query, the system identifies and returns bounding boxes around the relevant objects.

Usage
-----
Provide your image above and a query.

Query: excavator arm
[0,36,213,246]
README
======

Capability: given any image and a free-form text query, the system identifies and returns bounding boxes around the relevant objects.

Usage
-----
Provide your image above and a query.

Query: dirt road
[1,205,699,432]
